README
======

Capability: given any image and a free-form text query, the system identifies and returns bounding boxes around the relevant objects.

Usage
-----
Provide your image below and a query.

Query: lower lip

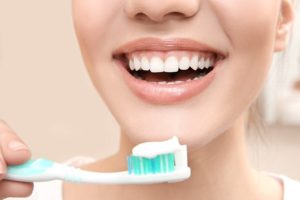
[116,60,222,104]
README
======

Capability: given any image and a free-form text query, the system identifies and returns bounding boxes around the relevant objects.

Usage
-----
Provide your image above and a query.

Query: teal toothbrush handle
[5,159,59,182]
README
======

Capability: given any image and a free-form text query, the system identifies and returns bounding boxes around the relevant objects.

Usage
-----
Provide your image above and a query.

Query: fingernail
[8,140,28,151]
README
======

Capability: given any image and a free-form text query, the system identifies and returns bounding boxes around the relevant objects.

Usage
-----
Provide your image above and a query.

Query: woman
[0,0,299,199]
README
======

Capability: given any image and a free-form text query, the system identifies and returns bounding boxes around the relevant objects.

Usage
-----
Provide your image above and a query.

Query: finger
[0,120,31,165]
[0,180,33,199]
[0,151,7,181]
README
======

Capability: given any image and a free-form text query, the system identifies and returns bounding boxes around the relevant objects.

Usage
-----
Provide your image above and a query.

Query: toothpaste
[132,136,182,158]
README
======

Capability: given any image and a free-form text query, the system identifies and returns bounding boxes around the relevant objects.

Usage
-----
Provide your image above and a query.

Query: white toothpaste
[132,136,182,158]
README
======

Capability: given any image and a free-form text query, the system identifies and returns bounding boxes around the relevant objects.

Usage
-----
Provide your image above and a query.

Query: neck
[115,112,281,200]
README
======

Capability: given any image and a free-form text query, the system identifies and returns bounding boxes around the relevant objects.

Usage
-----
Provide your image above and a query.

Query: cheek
[72,0,123,64]
[72,0,112,38]
[208,0,281,101]
[72,0,129,100]
[210,0,281,51]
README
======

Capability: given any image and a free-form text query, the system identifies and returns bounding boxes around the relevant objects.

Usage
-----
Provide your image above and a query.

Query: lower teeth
[156,77,202,85]
[157,81,180,85]
[135,74,205,84]
[131,67,212,83]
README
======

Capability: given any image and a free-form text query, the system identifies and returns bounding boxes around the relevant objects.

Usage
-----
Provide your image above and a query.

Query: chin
[121,118,225,152]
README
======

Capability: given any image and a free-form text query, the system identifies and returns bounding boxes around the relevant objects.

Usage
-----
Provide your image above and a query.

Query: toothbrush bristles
[127,153,175,175]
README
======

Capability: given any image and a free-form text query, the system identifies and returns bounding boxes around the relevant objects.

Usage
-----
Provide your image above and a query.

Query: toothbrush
[5,136,191,184]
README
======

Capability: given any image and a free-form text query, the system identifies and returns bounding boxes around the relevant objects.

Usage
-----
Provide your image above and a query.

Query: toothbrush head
[126,136,190,182]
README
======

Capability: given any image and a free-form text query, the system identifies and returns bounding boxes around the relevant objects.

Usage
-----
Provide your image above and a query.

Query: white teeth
[167,82,176,85]
[128,55,215,72]
[205,58,211,68]
[209,59,214,66]
[198,57,205,70]
[150,57,164,73]
[164,56,179,72]
[190,55,199,70]
[129,59,135,70]
[141,57,150,71]
[179,56,190,70]
[157,80,183,85]
[158,81,167,84]
[133,57,141,71]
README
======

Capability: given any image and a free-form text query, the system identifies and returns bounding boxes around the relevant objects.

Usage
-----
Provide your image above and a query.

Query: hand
[0,120,33,199]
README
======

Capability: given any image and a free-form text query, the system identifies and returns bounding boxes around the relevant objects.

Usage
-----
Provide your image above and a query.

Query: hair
[246,0,300,141]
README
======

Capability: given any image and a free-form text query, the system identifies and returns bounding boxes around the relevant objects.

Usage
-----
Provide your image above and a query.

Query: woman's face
[72,0,284,147]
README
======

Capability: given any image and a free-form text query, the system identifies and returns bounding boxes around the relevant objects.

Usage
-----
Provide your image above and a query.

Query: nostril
[134,11,166,22]
[124,0,200,23]
[135,12,149,21]
[167,11,189,19]
[134,11,190,23]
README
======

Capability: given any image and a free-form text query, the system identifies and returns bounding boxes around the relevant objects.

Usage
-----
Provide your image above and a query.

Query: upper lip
[112,37,227,58]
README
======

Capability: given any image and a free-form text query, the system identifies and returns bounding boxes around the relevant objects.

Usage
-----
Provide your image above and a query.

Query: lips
[113,38,227,56]
[112,38,226,104]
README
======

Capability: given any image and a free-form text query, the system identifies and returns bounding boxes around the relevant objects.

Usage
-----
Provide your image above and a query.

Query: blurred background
[1,0,300,180]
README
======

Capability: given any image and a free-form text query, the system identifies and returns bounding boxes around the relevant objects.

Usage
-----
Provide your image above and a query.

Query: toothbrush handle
[5,158,94,183]
[5,158,191,184]
[5,158,126,183]
[5,158,61,182]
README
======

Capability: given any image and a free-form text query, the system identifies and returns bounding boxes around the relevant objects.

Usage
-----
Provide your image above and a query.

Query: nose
[124,0,200,23]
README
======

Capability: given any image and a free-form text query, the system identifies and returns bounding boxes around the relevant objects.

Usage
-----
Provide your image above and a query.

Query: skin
[71,0,294,148]
[0,0,295,199]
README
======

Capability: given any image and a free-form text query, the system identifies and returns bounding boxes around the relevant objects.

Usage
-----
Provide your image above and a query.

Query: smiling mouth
[112,37,227,85]
[113,51,217,84]
[113,51,223,84]
[112,38,226,104]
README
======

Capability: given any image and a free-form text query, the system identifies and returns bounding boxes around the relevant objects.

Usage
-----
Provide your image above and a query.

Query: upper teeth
[129,55,214,73]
